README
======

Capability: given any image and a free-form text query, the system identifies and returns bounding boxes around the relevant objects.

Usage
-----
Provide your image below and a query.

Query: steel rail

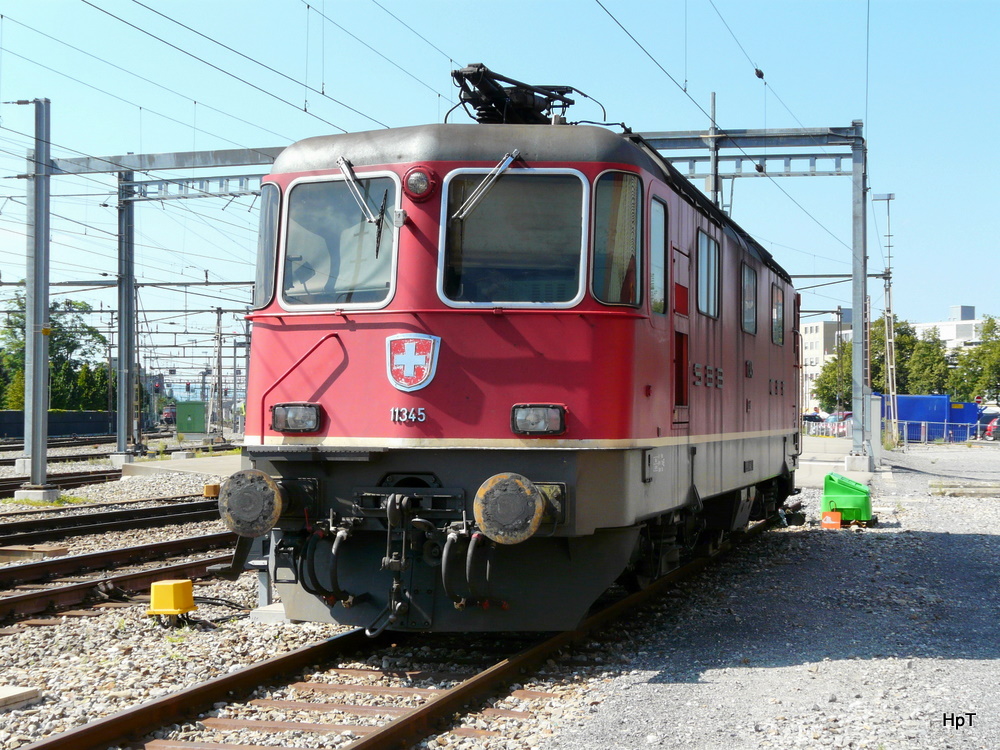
[0,501,220,546]
[0,493,200,520]
[0,445,234,466]
[0,532,236,588]
[0,452,110,467]
[0,554,233,622]
[0,510,220,546]
[340,518,774,750]
[0,435,120,452]
[19,629,372,750]
[0,469,122,497]
[16,515,783,750]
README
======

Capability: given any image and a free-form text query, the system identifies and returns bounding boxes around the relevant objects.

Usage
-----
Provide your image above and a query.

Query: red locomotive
[216,66,800,634]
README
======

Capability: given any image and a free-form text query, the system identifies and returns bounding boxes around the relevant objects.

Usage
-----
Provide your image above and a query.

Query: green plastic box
[176,401,207,434]
[821,472,872,522]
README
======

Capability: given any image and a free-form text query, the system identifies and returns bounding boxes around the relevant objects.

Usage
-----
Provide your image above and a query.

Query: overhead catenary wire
[80,0,352,134]
[297,0,451,103]
[0,13,297,147]
[0,50,278,167]
[126,0,390,130]
[593,0,854,253]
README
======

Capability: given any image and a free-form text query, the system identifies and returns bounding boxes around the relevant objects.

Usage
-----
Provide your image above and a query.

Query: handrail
[258,332,341,432]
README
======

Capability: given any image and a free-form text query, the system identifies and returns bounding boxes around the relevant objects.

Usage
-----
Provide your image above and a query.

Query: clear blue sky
[0,0,993,378]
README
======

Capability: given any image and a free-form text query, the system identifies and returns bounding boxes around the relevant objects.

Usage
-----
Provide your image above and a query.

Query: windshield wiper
[451,149,520,221]
[374,189,387,259]
[338,157,381,224]
[339,157,388,258]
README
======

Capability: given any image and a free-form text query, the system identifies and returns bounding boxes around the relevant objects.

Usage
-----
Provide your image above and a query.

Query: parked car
[803,412,823,423]
[975,412,999,439]
[824,412,853,436]
[986,417,999,441]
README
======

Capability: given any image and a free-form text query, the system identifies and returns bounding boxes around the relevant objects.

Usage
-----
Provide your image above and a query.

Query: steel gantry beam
[639,120,872,469]
[33,145,285,455]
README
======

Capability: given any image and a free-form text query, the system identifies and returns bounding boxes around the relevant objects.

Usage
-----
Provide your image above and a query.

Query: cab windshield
[443,173,583,304]
[282,177,395,305]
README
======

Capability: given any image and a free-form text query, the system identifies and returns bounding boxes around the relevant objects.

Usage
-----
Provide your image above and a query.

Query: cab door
[671,242,690,426]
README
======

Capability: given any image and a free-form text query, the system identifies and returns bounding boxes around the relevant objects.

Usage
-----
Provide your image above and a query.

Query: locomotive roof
[272,123,658,173]
[273,123,791,284]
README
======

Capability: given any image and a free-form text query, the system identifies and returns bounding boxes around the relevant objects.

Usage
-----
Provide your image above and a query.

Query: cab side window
[650,199,668,314]
[742,263,757,334]
[697,230,719,318]
[772,284,785,345]
[593,172,641,306]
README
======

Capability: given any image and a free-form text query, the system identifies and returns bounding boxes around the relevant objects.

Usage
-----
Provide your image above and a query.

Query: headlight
[271,402,321,432]
[511,404,566,436]
[403,166,437,201]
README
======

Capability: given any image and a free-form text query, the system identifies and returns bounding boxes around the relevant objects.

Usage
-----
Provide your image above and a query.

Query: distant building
[801,309,853,411]
[912,305,983,350]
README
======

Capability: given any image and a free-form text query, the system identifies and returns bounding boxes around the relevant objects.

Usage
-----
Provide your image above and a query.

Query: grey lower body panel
[273,525,640,632]
[250,435,795,632]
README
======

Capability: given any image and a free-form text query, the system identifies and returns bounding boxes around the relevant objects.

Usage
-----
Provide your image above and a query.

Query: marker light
[403,167,437,201]
[271,402,321,433]
[511,404,566,436]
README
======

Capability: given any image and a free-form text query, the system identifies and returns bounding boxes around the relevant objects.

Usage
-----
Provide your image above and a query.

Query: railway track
[0,499,221,546]
[0,435,119,452]
[18,511,786,750]
[0,469,123,498]
[0,432,175,453]
[0,493,200,520]
[0,443,237,468]
[0,554,232,623]
[0,532,235,589]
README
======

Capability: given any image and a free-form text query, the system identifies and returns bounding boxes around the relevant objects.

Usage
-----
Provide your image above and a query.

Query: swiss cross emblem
[386,334,441,392]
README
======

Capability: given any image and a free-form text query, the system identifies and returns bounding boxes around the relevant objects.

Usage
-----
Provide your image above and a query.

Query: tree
[812,340,852,413]
[949,316,1000,403]
[869,315,917,395]
[906,327,950,395]
[0,293,108,409]
[3,370,24,410]
[76,362,114,411]
[51,360,78,410]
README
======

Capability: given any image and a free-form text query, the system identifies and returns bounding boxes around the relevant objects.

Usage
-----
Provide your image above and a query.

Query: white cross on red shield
[386,334,441,392]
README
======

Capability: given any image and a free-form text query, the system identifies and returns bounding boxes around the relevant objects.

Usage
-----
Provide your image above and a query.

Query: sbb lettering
[691,363,723,389]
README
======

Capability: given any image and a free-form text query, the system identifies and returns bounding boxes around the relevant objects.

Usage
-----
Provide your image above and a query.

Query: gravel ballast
[540,443,1000,750]
[1,443,999,749]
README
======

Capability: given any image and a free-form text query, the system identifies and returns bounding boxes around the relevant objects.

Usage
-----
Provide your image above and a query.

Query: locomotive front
[217,123,661,634]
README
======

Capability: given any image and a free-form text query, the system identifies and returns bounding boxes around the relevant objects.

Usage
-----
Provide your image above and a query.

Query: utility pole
[708,92,721,207]
[215,307,224,436]
[48,145,280,456]
[849,121,870,470]
[114,170,136,462]
[874,193,898,445]
[16,98,57,501]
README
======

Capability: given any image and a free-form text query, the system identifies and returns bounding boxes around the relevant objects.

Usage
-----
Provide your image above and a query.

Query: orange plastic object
[821,511,842,530]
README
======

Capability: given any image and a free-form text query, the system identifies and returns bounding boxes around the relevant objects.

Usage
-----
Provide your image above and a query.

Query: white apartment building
[912,305,983,351]
[801,310,852,411]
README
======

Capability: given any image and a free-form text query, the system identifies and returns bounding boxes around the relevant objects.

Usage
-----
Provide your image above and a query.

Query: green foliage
[870,315,917,395]
[813,341,852,413]
[948,316,1000,403]
[1,493,90,508]
[3,370,24,410]
[906,327,950,395]
[0,293,112,410]
[817,315,1000,406]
